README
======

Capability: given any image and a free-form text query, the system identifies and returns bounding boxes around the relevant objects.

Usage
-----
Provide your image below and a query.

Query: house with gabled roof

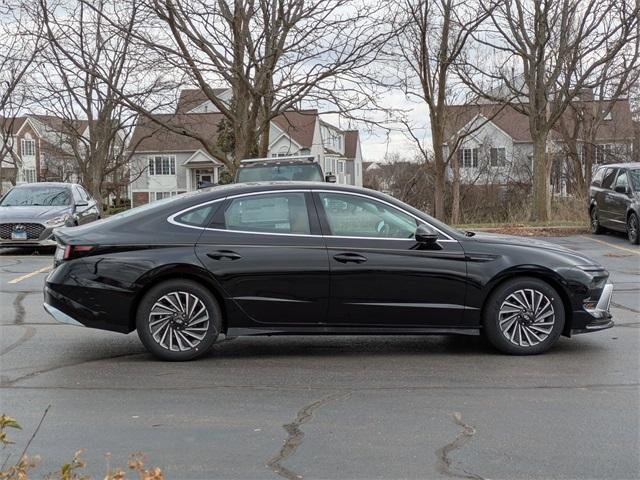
[128,88,363,206]
[441,97,639,193]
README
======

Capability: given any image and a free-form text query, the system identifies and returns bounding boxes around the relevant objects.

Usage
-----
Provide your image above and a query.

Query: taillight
[56,244,94,262]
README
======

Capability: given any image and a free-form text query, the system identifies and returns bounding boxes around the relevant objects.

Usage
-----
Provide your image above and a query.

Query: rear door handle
[333,252,368,264]
[207,250,242,261]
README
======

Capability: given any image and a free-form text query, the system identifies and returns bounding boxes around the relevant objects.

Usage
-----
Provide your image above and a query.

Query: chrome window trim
[167,188,458,242]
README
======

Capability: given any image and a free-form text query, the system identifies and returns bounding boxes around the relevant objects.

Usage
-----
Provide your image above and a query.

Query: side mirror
[614,185,629,194]
[415,224,438,244]
[325,174,337,183]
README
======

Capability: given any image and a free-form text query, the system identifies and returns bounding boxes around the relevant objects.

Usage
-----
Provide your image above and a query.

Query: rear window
[601,168,617,189]
[236,164,323,182]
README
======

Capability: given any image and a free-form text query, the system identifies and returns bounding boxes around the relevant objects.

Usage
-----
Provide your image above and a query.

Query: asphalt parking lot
[1,233,639,479]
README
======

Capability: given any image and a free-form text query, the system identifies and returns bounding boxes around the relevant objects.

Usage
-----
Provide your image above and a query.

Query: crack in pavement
[436,412,484,480]
[611,302,640,314]
[0,326,36,357]
[13,292,28,324]
[0,351,146,386]
[266,391,351,480]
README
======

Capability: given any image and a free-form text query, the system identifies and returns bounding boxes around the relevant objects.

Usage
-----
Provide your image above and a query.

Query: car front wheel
[136,280,221,361]
[483,278,565,355]
[627,212,639,245]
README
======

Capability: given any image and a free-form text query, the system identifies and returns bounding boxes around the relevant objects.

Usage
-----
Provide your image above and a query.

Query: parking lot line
[8,265,52,284]
[581,236,640,256]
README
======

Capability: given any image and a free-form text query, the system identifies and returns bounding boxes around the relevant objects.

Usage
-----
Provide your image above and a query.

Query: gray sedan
[0,182,100,248]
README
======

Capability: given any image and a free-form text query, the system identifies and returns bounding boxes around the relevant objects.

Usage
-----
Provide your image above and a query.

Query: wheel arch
[128,265,228,333]
[480,269,574,337]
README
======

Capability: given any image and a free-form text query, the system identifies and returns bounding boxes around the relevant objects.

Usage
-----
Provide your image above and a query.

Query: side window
[318,192,417,239]
[78,187,90,201]
[175,203,218,227]
[72,186,83,203]
[601,168,617,189]
[223,193,310,234]
[615,170,628,190]
[591,167,605,187]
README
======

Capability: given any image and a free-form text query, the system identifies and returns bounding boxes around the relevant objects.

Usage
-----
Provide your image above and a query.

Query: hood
[0,205,72,222]
[469,231,599,265]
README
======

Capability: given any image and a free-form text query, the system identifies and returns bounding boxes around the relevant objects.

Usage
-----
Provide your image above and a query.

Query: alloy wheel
[148,291,210,351]
[498,289,555,347]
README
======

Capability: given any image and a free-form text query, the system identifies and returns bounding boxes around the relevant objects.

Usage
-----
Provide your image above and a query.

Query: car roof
[597,162,640,169]
[12,182,74,188]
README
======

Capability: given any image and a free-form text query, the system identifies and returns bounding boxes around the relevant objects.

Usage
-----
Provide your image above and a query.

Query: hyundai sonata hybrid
[43,182,613,360]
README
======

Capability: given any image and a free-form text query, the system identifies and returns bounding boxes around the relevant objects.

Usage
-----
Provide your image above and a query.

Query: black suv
[235,156,336,183]
[589,162,640,244]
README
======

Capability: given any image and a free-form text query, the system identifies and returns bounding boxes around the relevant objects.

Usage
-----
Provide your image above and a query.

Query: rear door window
[591,167,605,187]
[614,170,628,191]
[223,193,311,235]
[601,168,617,190]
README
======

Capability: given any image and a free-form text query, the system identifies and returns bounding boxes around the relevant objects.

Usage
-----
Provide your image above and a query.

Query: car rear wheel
[627,213,639,245]
[483,277,565,355]
[136,280,221,361]
[590,206,604,234]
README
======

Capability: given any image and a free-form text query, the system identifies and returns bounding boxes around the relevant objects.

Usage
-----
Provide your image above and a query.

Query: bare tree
[68,0,391,174]
[460,0,640,221]
[0,1,42,193]
[392,0,495,221]
[36,0,164,211]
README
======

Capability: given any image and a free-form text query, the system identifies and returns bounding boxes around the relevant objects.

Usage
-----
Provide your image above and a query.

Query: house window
[337,161,345,174]
[595,144,614,164]
[153,191,179,201]
[22,168,37,183]
[21,139,35,157]
[490,147,506,167]
[458,148,478,168]
[148,155,176,175]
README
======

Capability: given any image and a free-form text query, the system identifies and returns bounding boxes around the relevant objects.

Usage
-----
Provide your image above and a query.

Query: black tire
[136,279,221,361]
[627,212,640,245]
[590,206,604,234]
[483,277,565,355]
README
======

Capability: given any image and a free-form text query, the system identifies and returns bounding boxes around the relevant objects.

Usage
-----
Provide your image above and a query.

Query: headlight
[45,214,71,227]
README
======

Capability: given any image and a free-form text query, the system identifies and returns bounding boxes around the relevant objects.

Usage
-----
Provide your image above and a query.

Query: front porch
[183,150,223,190]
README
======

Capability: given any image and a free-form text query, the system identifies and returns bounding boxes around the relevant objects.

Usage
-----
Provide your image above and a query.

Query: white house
[128,89,363,206]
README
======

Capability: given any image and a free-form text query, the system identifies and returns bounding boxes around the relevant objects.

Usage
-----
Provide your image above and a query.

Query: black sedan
[44,182,614,360]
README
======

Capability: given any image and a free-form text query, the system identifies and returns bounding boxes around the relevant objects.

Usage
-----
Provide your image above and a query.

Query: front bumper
[0,238,57,247]
[572,283,614,334]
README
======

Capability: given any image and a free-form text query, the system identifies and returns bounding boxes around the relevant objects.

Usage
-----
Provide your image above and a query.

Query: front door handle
[207,250,242,261]
[333,252,368,264]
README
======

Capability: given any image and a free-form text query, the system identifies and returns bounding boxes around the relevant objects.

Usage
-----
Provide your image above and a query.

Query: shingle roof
[271,110,318,148]
[176,88,229,114]
[128,113,226,156]
[443,99,637,144]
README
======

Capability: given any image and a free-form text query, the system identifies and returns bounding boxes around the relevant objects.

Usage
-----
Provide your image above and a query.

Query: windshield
[237,164,323,182]
[0,186,72,206]
[629,169,640,191]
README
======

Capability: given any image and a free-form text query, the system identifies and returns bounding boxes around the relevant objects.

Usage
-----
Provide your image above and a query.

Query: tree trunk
[431,129,446,220]
[531,133,550,222]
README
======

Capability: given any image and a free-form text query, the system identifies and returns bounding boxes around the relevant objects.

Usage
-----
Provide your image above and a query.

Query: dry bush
[0,415,163,480]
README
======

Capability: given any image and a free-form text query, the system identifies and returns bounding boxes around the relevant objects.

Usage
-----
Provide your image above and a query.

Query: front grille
[0,223,45,239]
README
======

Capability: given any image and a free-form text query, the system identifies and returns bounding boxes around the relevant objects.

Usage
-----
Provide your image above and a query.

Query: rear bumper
[572,283,614,334]
[43,302,85,327]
